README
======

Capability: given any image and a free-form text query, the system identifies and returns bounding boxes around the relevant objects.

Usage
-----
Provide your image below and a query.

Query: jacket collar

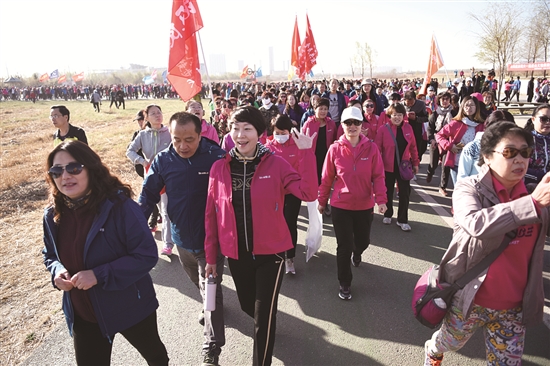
[470,164,500,205]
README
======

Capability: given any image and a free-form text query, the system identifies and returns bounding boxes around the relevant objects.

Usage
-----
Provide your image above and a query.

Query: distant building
[209,54,227,75]
[269,47,274,75]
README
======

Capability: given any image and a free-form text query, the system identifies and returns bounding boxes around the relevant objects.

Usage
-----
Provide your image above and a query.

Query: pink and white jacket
[265,137,300,171]
[319,135,387,211]
[436,119,484,168]
[201,119,220,144]
[374,122,420,172]
[302,116,337,149]
[204,149,317,262]
[336,113,380,142]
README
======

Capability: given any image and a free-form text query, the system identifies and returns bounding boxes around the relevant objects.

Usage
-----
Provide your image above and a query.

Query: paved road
[24,152,550,366]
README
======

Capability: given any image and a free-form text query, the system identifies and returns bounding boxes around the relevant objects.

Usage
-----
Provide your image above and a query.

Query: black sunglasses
[364,104,375,108]
[492,147,533,159]
[537,115,550,123]
[48,162,85,179]
[343,120,363,126]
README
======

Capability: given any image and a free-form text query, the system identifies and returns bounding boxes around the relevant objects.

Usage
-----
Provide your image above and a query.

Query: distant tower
[269,47,274,74]
[209,54,227,75]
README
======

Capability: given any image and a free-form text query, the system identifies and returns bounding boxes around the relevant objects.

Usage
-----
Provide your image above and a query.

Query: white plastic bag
[305,200,323,262]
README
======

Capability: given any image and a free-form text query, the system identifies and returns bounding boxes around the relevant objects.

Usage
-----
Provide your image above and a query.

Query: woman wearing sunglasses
[524,104,550,185]
[318,107,387,300]
[424,121,550,365]
[43,141,168,365]
[126,104,174,256]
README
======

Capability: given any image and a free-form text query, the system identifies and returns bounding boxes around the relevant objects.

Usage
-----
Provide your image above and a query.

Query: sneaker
[424,340,443,366]
[439,188,448,197]
[426,172,433,183]
[161,246,172,256]
[413,174,417,181]
[198,310,205,326]
[382,217,392,225]
[397,222,412,232]
[285,258,296,274]
[338,286,352,300]
[351,253,361,267]
[202,349,219,366]
[149,225,157,233]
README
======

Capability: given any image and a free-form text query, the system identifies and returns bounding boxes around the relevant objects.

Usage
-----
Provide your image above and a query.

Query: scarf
[434,105,453,132]
[63,190,92,210]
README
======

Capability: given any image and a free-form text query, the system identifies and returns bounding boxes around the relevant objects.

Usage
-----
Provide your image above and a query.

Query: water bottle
[204,275,216,311]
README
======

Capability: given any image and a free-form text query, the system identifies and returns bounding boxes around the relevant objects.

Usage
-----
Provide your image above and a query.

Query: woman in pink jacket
[204,106,317,366]
[319,107,387,300]
[435,95,485,192]
[186,101,220,144]
[375,103,420,232]
[265,115,302,275]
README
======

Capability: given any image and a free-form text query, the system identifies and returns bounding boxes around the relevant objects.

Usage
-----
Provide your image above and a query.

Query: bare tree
[353,42,376,79]
[470,2,523,102]
[349,58,355,78]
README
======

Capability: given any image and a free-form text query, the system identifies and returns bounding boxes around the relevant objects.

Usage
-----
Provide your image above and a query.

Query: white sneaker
[382,217,392,225]
[397,222,412,232]
[285,258,295,274]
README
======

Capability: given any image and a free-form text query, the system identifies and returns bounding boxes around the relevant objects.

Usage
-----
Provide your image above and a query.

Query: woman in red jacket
[319,107,387,300]
[375,103,420,232]
[265,115,303,275]
[204,106,317,366]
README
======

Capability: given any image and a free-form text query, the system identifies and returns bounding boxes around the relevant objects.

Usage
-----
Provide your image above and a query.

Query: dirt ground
[0,99,189,365]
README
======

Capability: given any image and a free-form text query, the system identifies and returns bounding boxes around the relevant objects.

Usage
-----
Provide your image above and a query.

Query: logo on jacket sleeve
[198,171,209,175]
[258,175,271,179]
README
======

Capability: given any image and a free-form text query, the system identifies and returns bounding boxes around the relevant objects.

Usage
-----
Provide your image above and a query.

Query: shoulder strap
[453,230,517,290]
[386,124,401,165]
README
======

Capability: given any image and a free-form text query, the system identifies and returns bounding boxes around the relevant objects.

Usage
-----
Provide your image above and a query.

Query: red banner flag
[288,16,301,79]
[72,72,85,82]
[39,73,49,82]
[240,65,249,79]
[298,14,318,80]
[57,75,67,84]
[167,0,203,102]
[420,35,444,94]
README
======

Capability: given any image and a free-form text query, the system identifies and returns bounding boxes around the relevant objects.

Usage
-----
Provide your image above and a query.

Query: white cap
[341,106,363,122]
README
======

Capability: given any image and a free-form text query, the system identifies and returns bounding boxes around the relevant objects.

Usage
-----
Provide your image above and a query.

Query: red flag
[240,65,249,79]
[420,35,444,94]
[72,72,84,82]
[57,75,67,84]
[39,73,49,82]
[167,0,203,102]
[288,16,301,79]
[298,14,318,79]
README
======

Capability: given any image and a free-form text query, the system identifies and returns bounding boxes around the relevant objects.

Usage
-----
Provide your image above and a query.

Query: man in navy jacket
[139,112,226,366]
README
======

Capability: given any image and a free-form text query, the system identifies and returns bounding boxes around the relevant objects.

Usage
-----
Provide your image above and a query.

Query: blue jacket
[321,90,346,123]
[139,137,225,250]
[42,194,159,340]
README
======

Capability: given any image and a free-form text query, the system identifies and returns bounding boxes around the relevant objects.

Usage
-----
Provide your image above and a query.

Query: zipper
[242,161,250,253]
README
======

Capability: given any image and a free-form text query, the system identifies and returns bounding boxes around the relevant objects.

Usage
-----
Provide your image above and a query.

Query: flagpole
[197,30,213,101]
[433,35,451,85]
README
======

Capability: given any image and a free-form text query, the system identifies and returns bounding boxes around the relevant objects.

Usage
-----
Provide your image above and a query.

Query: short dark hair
[169,112,201,134]
[231,106,266,136]
[272,114,294,132]
[479,121,534,166]
[51,105,70,122]
[315,98,330,109]
[387,103,407,116]
[46,141,133,223]
[404,90,416,100]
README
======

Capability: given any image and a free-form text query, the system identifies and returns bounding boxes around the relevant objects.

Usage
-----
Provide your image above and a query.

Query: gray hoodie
[126,125,171,166]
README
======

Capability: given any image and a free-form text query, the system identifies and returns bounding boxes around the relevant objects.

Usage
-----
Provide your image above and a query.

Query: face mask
[274,134,290,144]
[262,98,272,106]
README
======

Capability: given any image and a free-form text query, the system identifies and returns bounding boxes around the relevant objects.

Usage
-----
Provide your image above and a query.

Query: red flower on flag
[298,14,318,80]
[240,65,249,79]
[167,0,203,102]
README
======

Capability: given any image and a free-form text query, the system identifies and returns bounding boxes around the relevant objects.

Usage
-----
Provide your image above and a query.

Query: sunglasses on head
[343,120,363,127]
[492,147,533,159]
[48,162,85,179]
[364,104,374,108]
[537,115,550,123]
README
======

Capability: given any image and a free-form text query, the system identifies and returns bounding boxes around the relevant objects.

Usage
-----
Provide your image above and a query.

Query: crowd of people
[41,73,550,365]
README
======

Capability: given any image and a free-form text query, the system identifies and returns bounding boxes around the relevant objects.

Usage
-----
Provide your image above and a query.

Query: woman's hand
[205,263,217,278]
[318,205,325,215]
[531,173,550,208]
[54,270,74,291]
[71,270,98,290]
[450,144,460,154]
[292,127,317,150]
[413,165,419,174]
[378,204,387,214]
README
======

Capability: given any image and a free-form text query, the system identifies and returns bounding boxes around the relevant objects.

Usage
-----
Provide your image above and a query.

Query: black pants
[73,311,168,366]
[109,99,118,108]
[228,252,285,366]
[283,194,302,259]
[93,102,100,112]
[331,206,373,287]
[427,145,451,189]
[384,170,411,223]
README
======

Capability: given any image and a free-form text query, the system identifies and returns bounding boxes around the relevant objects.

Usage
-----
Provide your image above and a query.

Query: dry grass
[0,98,193,365]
